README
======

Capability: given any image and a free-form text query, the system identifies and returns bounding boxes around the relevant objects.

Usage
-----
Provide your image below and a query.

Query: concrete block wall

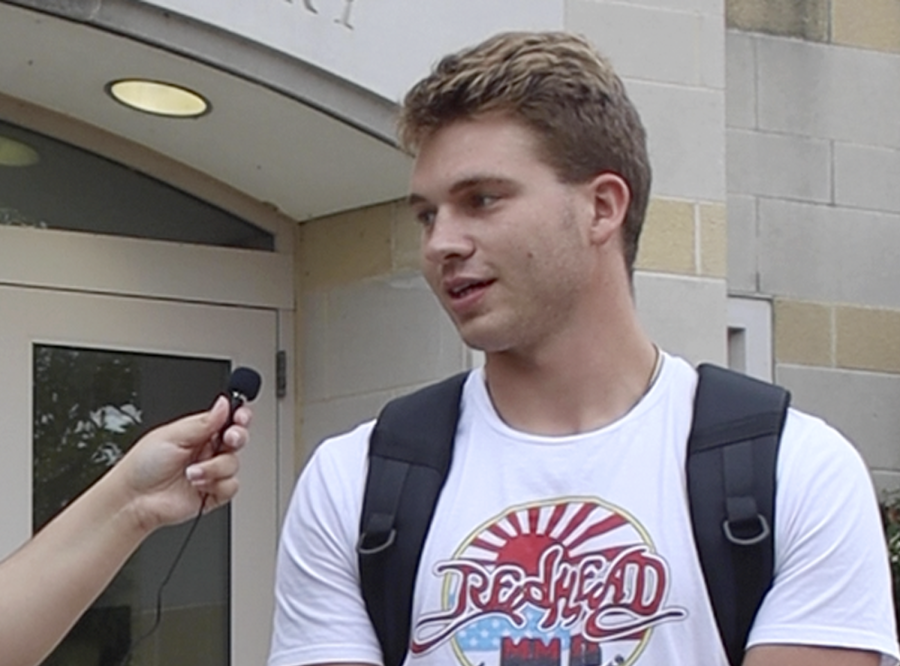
[295,201,469,462]
[725,2,900,490]
[567,0,730,366]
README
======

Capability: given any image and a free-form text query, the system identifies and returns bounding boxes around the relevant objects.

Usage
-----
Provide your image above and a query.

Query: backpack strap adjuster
[721,436,773,547]
[357,526,397,555]
[722,508,770,546]
[357,458,410,555]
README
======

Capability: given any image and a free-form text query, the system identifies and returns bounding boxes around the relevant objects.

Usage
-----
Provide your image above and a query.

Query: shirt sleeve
[747,409,900,665]
[268,422,384,666]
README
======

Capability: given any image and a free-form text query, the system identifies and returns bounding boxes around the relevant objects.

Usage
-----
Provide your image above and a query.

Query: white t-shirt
[269,354,900,666]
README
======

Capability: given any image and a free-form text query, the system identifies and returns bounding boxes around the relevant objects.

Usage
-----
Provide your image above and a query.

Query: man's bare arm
[744,644,880,666]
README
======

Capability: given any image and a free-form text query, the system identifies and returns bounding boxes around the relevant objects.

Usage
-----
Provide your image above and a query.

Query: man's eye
[415,209,436,226]
[472,193,498,208]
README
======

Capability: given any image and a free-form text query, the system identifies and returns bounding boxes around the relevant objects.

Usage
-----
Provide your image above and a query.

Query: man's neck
[482,313,658,437]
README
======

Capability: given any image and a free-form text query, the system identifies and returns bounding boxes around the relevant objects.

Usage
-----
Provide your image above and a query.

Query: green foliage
[881,490,900,635]
[32,346,142,530]
[0,204,46,227]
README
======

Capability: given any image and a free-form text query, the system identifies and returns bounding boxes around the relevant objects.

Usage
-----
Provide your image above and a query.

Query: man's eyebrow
[407,175,514,207]
[449,175,512,194]
[406,192,428,207]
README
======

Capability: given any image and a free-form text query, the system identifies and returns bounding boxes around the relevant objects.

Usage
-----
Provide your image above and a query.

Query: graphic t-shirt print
[411,498,686,666]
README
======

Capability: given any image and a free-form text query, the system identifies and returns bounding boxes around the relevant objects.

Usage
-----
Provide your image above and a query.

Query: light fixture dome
[106,79,210,118]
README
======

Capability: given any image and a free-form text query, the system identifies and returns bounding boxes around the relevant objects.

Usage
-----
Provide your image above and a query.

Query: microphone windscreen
[228,367,262,401]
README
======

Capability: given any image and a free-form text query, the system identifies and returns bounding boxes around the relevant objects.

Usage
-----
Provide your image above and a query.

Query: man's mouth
[448,279,494,299]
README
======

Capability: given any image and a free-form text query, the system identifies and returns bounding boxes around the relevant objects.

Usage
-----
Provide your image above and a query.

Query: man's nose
[421,210,475,264]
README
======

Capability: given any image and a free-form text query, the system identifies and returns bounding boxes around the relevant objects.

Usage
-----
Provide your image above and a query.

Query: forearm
[744,645,880,666]
[0,397,248,666]
[0,467,150,666]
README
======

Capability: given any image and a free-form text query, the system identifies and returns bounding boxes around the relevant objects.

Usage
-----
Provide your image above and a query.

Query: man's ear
[586,172,631,247]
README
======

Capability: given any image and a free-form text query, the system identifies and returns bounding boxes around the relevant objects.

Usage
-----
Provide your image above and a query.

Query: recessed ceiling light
[106,79,210,118]
[0,135,39,167]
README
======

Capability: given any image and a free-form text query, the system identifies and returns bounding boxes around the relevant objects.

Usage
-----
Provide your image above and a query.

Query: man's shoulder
[306,419,376,479]
[777,406,871,489]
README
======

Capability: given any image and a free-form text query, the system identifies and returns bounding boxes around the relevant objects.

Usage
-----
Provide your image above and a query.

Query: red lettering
[411,543,686,655]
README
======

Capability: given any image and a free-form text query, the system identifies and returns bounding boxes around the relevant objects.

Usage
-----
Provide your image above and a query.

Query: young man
[269,32,899,666]
[0,395,251,666]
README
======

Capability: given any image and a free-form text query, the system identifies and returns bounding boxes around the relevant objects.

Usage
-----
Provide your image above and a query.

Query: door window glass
[0,119,274,250]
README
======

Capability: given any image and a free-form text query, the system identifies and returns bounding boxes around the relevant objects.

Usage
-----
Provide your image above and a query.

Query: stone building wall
[726,0,900,490]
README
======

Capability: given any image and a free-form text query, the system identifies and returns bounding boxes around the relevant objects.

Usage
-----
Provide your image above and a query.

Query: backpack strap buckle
[721,466,773,547]
[722,502,771,546]
[356,527,397,555]
[357,512,398,555]
[357,459,409,557]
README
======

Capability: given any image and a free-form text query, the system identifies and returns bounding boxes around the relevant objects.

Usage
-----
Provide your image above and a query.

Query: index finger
[220,424,249,452]
[232,404,253,427]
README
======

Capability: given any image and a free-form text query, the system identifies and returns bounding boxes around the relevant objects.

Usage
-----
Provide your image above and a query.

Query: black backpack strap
[687,363,790,666]
[357,372,468,666]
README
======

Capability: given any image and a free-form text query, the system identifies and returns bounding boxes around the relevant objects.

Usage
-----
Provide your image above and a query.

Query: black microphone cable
[115,366,261,666]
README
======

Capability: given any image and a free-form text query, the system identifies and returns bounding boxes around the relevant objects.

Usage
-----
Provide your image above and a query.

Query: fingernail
[185,465,203,481]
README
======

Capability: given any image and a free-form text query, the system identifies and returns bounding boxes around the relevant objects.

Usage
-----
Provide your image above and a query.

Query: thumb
[161,395,230,450]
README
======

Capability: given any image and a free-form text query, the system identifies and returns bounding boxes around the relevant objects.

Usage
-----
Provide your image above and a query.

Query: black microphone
[227,366,262,412]
[216,366,261,452]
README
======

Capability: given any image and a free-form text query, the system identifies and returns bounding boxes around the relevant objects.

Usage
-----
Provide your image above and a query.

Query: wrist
[95,464,159,541]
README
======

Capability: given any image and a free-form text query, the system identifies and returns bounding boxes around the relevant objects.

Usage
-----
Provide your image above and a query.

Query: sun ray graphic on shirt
[465,501,638,571]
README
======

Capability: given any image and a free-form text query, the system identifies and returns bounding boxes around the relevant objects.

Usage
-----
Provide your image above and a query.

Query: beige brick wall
[297,201,400,290]
[390,202,422,273]
[699,203,728,278]
[775,298,900,374]
[727,0,900,55]
[833,0,900,54]
[294,200,413,461]
[836,306,900,373]
[726,0,829,41]
[774,299,833,367]
[636,198,727,278]
[727,16,900,486]
[775,300,900,490]
[294,200,471,464]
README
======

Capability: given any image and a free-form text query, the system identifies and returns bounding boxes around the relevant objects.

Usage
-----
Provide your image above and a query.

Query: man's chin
[448,310,515,353]
[457,327,511,355]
